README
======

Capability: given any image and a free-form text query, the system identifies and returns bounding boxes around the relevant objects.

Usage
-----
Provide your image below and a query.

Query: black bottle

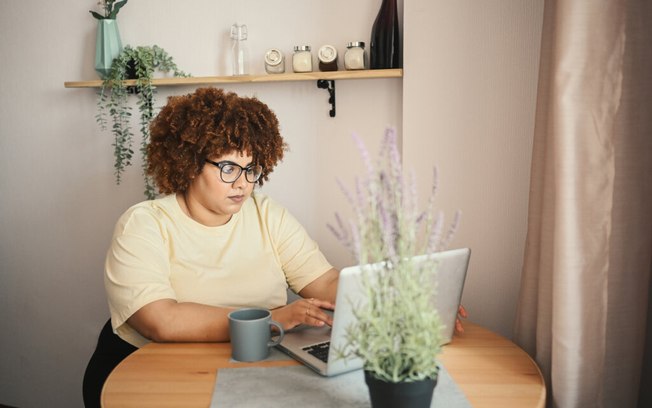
[369,0,400,69]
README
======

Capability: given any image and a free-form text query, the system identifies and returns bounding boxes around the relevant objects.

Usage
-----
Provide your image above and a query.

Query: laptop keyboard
[302,341,330,363]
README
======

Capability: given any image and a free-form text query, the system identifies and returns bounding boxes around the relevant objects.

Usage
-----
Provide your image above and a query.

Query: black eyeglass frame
[205,159,263,184]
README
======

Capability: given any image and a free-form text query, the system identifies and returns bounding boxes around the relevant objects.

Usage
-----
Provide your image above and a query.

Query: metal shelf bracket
[317,79,336,117]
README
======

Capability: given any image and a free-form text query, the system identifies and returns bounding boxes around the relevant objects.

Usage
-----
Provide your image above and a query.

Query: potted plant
[95,45,189,198]
[329,128,461,407]
[90,0,129,78]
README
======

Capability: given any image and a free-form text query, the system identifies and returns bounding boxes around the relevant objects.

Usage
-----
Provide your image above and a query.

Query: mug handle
[268,320,285,347]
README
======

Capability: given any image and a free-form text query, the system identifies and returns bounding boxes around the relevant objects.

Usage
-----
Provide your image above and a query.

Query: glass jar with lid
[264,48,285,74]
[318,45,338,71]
[292,45,313,73]
[344,41,366,70]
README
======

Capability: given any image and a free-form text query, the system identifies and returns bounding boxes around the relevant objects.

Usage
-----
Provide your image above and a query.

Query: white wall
[0,1,542,406]
[403,0,544,337]
[0,1,400,406]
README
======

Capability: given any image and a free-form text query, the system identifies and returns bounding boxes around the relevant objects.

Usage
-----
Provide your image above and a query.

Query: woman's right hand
[271,297,335,331]
[455,304,468,334]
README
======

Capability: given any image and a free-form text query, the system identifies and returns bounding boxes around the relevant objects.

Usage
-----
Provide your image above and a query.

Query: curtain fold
[514,1,652,407]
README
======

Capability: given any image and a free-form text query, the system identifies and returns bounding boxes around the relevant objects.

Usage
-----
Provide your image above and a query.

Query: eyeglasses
[205,159,263,184]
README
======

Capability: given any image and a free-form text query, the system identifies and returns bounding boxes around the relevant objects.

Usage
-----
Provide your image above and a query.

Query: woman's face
[184,151,256,226]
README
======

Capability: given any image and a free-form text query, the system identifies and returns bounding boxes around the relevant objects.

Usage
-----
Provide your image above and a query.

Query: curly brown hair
[147,87,287,194]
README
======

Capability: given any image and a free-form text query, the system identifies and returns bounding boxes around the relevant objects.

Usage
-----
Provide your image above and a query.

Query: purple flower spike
[351,133,374,179]
[328,127,461,264]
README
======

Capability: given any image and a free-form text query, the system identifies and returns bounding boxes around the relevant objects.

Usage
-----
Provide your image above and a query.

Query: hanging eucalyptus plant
[95,45,189,199]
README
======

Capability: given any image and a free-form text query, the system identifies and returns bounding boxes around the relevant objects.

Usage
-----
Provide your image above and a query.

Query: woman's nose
[232,171,248,189]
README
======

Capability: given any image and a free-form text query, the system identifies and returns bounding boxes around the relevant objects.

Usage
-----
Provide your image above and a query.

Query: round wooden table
[102,322,545,407]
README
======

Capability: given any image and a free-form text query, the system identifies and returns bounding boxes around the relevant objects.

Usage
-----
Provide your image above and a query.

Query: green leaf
[108,0,128,19]
[89,11,105,20]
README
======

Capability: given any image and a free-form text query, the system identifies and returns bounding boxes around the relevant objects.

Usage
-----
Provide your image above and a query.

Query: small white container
[344,41,366,70]
[292,45,313,73]
[264,48,285,74]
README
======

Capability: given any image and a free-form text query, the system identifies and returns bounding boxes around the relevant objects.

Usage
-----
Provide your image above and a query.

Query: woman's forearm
[298,268,339,303]
[127,299,234,342]
[127,269,341,343]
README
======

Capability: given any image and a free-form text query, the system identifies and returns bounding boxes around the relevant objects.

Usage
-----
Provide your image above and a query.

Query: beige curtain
[513,1,652,407]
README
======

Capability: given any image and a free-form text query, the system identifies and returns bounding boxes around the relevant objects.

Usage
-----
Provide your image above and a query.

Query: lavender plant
[329,128,461,383]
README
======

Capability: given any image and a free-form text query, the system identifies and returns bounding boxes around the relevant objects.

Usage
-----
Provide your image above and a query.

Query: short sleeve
[104,206,176,337]
[261,196,333,293]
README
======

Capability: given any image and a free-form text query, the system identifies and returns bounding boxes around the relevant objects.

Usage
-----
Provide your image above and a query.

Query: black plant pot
[125,58,139,94]
[364,371,437,408]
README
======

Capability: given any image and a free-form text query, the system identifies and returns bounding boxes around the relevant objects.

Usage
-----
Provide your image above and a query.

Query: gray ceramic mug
[228,308,285,362]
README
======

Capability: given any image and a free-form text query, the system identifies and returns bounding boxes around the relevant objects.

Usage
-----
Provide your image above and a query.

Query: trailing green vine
[96,45,189,199]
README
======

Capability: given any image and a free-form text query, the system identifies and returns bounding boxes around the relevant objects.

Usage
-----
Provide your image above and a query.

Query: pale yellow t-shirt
[104,193,333,347]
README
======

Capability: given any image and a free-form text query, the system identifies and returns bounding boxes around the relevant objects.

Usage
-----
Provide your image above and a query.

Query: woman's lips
[229,195,245,203]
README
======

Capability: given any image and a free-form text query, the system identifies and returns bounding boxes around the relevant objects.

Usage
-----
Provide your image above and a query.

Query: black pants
[82,319,137,408]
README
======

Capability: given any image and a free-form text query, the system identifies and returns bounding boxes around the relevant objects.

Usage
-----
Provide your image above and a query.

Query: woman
[83,88,338,407]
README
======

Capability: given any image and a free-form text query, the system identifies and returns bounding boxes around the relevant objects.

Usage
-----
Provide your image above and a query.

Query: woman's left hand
[455,305,468,334]
[271,297,335,331]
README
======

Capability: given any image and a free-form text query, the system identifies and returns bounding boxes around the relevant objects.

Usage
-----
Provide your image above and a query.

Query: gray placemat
[211,364,471,408]
[228,347,294,363]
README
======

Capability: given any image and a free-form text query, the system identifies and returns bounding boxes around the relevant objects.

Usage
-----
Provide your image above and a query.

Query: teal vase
[95,19,123,78]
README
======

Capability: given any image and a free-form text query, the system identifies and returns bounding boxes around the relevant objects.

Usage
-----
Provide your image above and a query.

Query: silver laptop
[276,248,471,377]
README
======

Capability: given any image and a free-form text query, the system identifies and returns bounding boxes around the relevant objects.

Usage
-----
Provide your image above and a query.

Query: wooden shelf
[64,68,402,88]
